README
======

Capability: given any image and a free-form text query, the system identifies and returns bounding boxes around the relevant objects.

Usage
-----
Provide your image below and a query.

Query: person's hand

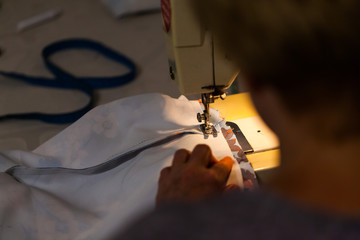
[156,144,235,206]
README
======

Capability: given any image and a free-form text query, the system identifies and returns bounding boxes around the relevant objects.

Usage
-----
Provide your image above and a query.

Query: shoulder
[119,190,360,239]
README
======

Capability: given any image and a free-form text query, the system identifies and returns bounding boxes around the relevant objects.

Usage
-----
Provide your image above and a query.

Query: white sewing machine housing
[160,0,238,95]
[161,0,239,136]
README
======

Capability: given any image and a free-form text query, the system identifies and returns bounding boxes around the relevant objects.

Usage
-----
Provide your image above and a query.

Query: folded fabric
[0,93,245,240]
[210,108,258,191]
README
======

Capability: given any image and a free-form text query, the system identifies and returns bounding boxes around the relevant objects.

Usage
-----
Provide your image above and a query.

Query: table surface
[212,93,280,171]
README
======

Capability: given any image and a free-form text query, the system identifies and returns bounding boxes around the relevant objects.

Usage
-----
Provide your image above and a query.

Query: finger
[208,155,219,166]
[188,144,213,167]
[172,149,190,169]
[224,184,241,193]
[211,156,234,181]
[159,166,171,182]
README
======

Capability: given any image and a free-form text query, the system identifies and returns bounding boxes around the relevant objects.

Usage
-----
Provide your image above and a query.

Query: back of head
[193,0,360,140]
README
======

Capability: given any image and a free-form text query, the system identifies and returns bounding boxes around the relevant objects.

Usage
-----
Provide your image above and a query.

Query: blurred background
[0,0,179,151]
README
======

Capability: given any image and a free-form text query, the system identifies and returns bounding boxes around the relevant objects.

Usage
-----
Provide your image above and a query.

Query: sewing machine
[161,0,280,176]
[160,0,238,136]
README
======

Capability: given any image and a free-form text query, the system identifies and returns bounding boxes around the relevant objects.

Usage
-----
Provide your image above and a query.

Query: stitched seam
[108,126,201,161]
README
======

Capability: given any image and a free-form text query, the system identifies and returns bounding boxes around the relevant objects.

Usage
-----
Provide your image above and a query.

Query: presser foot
[199,123,217,138]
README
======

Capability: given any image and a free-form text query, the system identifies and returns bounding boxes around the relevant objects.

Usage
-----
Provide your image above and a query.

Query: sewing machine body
[161,0,238,95]
[161,0,238,136]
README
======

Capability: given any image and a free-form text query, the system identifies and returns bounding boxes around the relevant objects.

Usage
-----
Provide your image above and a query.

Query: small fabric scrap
[101,0,160,18]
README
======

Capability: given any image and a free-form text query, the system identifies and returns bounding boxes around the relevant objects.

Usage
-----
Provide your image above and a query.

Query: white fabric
[0,93,242,240]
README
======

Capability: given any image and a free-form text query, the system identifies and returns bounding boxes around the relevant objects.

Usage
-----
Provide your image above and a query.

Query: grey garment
[118,191,360,240]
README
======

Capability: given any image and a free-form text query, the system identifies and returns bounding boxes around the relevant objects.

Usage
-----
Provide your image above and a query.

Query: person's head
[193,0,360,142]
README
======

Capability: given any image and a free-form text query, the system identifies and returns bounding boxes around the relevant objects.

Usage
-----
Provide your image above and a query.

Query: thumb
[212,156,234,181]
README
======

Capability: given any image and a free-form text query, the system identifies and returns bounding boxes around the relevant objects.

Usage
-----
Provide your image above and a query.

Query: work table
[212,93,280,173]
